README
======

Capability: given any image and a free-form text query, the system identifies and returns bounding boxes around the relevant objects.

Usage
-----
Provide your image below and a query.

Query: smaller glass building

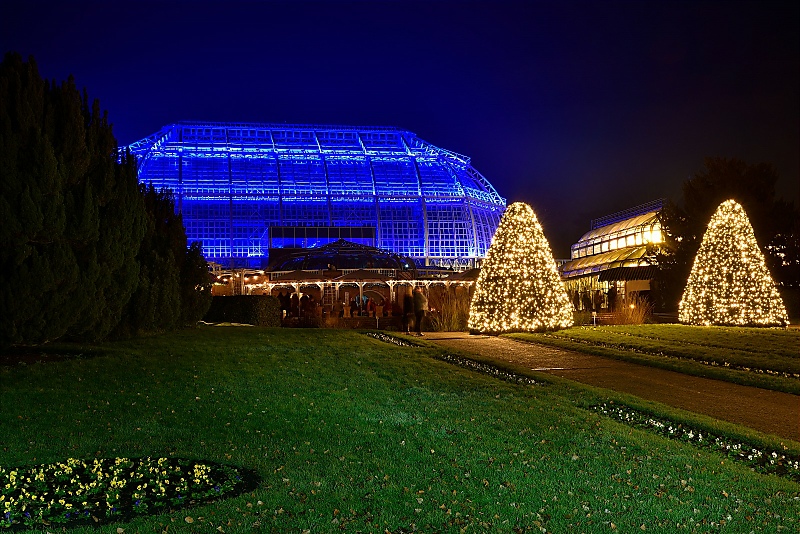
[560,199,664,310]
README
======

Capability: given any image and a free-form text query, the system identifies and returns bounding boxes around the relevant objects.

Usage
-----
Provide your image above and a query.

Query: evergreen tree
[468,202,573,334]
[116,185,211,336]
[180,241,213,325]
[679,200,788,327]
[0,53,145,345]
[117,186,183,335]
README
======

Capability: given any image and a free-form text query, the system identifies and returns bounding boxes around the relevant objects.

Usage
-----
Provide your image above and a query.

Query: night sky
[3,1,798,257]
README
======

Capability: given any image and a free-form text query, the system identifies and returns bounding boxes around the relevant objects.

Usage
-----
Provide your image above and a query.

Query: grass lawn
[1,326,799,532]
[506,325,800,394]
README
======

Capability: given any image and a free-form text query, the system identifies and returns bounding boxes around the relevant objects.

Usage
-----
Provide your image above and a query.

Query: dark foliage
[115,186,181,335]
[0,53,146,346]
[180,241,213,325]
[654,157,799,315]
[1,53,212,345]
[115,186,212,336]
[203,295,282,327]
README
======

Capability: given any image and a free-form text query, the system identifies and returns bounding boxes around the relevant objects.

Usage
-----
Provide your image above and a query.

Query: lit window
[651,228,663,243]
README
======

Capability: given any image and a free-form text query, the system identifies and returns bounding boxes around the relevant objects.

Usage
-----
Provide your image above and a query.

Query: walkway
[422,332,800,442]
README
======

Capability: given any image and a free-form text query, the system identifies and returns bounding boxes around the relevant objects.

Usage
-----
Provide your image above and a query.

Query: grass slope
[1,327,798,533]
[507,325,800,394]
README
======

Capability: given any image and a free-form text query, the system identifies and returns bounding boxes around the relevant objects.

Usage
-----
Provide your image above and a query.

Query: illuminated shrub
[679,200,788,327]
[468,202,573,334]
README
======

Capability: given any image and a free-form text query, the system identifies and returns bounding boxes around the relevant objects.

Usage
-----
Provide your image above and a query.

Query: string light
[468,202,574,334]
[679,200,788,327]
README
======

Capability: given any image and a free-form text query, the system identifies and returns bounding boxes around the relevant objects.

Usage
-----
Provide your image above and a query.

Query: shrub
[612,295,653,324]
[427,286,472,332]
[573,310,593,325]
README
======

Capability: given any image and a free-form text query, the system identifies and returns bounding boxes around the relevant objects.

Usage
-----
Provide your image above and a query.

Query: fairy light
[468,202,574,334]
[679,199,788,327]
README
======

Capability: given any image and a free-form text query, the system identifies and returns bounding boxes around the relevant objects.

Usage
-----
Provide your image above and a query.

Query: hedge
[203,296,282,327]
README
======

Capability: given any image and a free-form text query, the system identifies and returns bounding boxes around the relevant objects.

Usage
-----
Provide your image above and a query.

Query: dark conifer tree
[0,53,146,345]
[117,186,182,335]
[180,241,213,325]
[116,185,211,336]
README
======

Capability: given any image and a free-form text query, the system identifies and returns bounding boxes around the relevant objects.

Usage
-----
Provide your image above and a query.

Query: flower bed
[363,332,423,347]
[434,353,543,386]
[591,403,800,482]
[0,457,256,530]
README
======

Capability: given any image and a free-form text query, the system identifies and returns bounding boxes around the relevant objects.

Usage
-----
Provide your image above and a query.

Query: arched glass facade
[125,122,506,268]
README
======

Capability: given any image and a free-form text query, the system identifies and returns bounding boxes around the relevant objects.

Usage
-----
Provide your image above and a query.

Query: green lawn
[507,325,800,394]
[1,326,798,532]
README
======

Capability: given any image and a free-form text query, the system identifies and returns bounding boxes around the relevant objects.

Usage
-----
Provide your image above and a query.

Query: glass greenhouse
[559,199,664,311]
[561,199,664,280]
[124,122,506,268]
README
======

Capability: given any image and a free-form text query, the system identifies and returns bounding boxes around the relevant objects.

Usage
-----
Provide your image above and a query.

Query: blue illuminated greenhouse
[125,122,506,268]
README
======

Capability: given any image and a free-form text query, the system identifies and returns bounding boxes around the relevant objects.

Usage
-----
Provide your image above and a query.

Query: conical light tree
[679,199,788,327]
[468,202,573,334]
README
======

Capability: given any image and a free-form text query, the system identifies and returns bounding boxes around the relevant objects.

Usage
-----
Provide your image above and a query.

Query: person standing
[402,288,414,334]
[413,286,428,336]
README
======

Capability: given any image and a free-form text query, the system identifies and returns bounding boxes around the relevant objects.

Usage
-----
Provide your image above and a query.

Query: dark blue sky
[3,0,798,256]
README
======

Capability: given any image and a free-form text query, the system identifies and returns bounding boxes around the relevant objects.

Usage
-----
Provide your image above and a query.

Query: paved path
[421,332,800,442]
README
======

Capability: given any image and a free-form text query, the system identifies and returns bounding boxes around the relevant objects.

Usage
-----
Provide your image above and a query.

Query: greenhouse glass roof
[125,122,506,268]
[561,199,664,281]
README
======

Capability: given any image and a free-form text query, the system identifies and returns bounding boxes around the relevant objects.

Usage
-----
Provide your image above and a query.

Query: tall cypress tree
[117,186,182,335]
[180,241,213,325]
[116,185,212,336]
[0,53,146,345]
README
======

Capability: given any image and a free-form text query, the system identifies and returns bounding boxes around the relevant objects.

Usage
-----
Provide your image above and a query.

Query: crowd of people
[567,286,617,313]
[274,286,429,334]
[567,285,655,313]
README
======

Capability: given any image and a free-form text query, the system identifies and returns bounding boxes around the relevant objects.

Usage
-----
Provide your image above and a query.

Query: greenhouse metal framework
[125,122,507,268]
[559,199,665,311]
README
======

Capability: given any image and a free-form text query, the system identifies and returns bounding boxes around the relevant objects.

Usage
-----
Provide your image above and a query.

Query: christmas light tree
[468,202,573,334]
[679,199,788,327]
